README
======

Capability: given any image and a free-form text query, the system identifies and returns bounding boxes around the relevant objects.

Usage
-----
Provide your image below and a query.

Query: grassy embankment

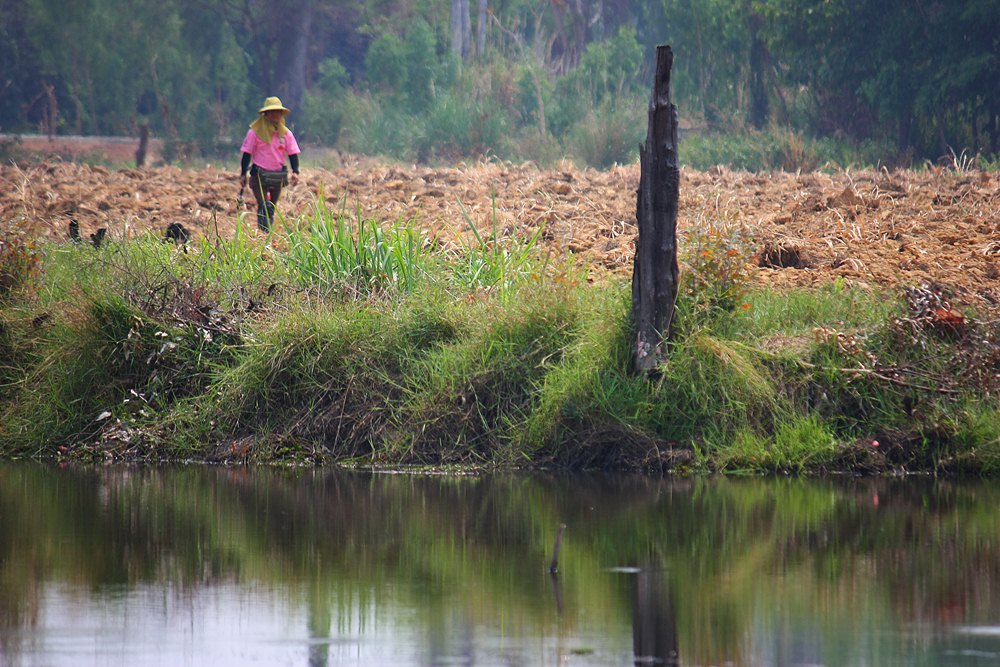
[2,198,999,473]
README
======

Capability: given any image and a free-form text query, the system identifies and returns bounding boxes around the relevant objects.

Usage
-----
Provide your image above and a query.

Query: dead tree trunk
[631,45,680,375]
[476,0,488,59]
[135,123,149,168]
[451,0,471,59]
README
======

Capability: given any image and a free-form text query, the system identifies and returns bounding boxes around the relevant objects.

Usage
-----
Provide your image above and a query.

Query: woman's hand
[290,172,299,186]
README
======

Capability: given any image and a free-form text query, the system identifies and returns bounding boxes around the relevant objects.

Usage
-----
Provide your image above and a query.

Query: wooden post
[548,523,566,574]
[135,123,149,168]
[631,45,680,374]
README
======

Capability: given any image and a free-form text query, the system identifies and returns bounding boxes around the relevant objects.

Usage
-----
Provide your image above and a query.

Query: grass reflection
[2,465,1000,665]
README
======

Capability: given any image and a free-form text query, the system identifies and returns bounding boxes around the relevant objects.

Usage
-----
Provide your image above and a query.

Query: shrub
[680,127,904,171]
[0,223,42,300]
[364,33,406,94]
[416,91,511,163]
[336,91,415,159]
[300,58,349,145]
[679,216,755,317]
[565,102,643,169]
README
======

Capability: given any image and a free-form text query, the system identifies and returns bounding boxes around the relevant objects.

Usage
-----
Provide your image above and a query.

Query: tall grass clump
[178,283,477,462]
[950,403,1000,473]
[0,233,263,456]
[652,331,784,449]
[394,281,583,465]
[0,292,233,456]
[452,198,547,302]
[0,296,137,452]
[194,304,394,458]
[185,215,276,286]
[515,284,659,466]
[283,197,430,296]
[713,414,838,473]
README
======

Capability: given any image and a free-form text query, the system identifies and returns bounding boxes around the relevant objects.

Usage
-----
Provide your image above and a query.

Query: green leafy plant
[680,216,755,315]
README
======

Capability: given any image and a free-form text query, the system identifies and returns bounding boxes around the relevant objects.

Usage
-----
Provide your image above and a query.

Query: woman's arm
[240,152,252,185]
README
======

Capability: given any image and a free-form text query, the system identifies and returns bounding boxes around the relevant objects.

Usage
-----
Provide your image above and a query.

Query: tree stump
[631,45,680,374]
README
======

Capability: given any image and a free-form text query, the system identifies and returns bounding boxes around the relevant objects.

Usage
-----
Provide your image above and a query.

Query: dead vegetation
[3,155,1000,312]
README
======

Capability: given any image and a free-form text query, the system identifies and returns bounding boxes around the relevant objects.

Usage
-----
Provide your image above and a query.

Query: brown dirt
[4,144,1000,312]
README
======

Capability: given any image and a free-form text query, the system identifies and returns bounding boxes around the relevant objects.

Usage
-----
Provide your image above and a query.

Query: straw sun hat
[258,96,290,115]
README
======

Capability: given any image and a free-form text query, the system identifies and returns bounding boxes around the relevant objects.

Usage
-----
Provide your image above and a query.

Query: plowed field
[4,152,999,311]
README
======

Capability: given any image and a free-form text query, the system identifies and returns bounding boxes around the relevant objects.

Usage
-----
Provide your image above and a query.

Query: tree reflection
[632,566,679,666]
[1,465,1000,665]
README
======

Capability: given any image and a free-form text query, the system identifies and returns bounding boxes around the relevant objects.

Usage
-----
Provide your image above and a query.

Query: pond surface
[2,464,1000,666]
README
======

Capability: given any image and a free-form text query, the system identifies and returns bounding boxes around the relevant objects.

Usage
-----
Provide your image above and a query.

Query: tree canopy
[1,0,995,167]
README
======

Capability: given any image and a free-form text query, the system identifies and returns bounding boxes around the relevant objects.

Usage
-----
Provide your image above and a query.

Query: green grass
[2,215,1000,472]
[452,196,548,301]
[283,195,431,295]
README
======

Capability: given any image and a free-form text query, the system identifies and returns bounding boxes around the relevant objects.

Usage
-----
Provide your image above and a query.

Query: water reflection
[631,567,679,666]
[2,464,1000,665]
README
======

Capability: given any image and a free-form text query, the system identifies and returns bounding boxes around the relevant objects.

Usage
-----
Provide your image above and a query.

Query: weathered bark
[631,45,679,375]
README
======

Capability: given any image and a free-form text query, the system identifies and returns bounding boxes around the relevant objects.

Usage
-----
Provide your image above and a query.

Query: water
[2,464,1000,666]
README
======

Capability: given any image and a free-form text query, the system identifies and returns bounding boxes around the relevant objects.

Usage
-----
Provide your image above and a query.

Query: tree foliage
[0,0,995,167]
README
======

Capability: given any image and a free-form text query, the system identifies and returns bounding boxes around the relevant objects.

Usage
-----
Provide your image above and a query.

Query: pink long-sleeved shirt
[240,128,300,171]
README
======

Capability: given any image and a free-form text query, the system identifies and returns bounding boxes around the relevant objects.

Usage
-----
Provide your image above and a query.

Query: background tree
[0,0,995,168]
[451,0,472,59]
[761,0,1000,161]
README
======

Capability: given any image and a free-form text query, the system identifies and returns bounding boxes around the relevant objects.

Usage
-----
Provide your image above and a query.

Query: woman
[239,96,301,232]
